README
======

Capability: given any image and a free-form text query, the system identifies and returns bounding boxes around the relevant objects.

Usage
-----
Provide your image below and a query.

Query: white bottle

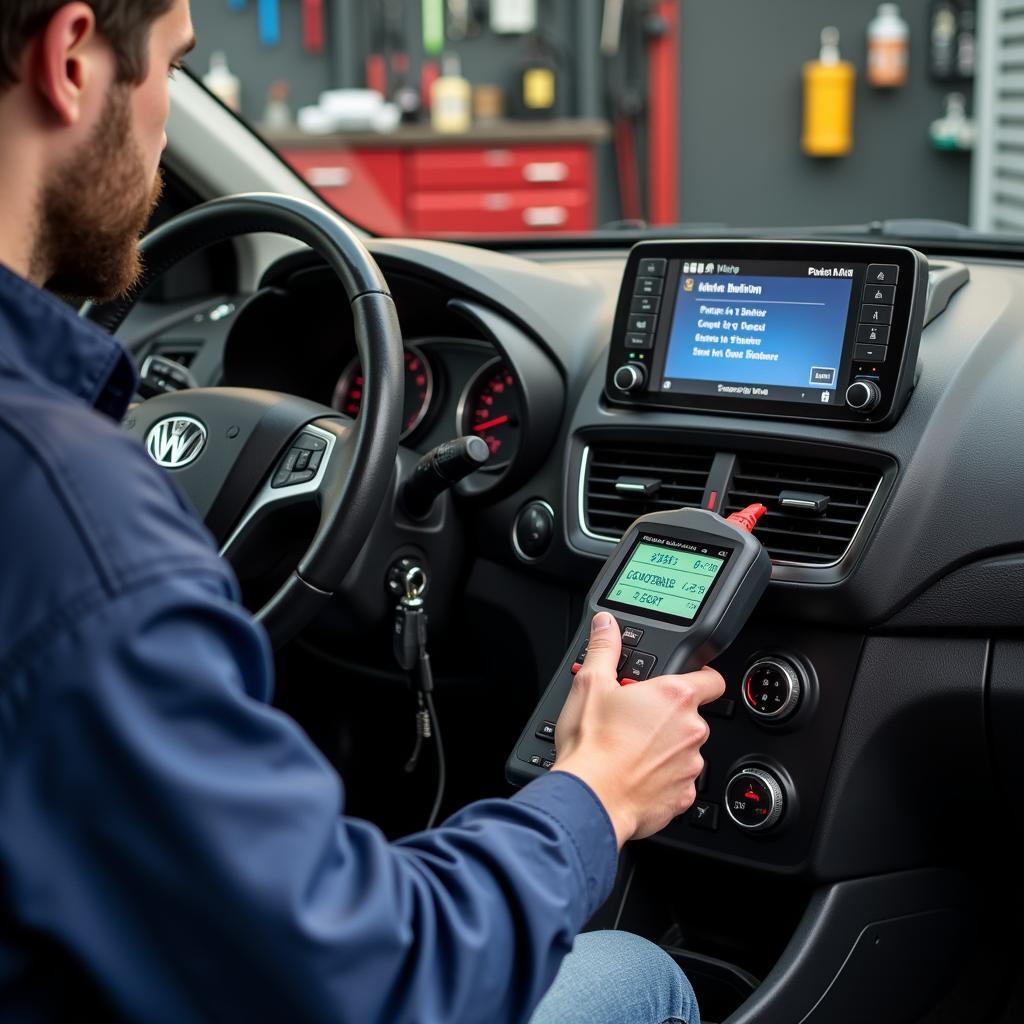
[431,54,472,134]
[868,3,909,88]
[203,51,241,112]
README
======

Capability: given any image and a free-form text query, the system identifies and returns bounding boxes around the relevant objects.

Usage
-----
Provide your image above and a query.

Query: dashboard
[123,231,1024,1022]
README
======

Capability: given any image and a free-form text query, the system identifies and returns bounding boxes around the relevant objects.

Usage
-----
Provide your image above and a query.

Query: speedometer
[458,359,523,471]
[333,346,434,440]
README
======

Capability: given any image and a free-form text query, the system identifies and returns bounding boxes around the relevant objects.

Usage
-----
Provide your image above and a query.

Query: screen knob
[741,657,803,721]
[845,379,882,412]
[613,364,647,393]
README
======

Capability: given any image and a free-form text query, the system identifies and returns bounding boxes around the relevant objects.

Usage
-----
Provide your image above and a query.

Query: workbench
[263,119,611,236]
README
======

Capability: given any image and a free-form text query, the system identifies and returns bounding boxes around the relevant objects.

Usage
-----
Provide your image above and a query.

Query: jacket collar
[0,262,138,420]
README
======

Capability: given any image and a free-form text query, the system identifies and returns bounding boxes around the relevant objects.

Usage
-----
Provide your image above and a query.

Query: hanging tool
[227,0,245,10]
[604,0,645,223]
[423,0,446,56]
[302,0,324,55]
[257,0,280,47]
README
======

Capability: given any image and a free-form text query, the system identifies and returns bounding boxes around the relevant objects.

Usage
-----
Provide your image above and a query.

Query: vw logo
[146,416,207,469]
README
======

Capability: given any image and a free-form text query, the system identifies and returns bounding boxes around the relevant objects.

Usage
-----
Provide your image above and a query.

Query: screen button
[623,651,657,683]
[854,343,888,362]
[628,313,658,334]
[857,324,890,346]
[867,264,900,285]
[620,626,644,647]
[624,333,654,350]
[635,277,665,297]
[631,295,661,315]
[860,304,894,326]
[863,283,896,305]
[809,366,837,386]
[639,257,667,277]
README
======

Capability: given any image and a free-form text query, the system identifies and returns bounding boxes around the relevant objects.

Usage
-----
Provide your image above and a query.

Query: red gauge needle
[473,415,510,432]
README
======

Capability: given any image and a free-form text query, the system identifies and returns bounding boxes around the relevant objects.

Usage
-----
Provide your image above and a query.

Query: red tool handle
[303,0,324,54]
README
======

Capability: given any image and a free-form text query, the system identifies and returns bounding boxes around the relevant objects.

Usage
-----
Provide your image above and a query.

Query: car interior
[90,3,1024,1021]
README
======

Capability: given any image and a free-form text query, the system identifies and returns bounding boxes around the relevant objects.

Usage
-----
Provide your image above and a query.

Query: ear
[30,2,104,127]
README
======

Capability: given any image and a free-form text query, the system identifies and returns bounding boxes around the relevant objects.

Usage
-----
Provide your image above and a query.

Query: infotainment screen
[606,241,927,427]
[660,260,857,407]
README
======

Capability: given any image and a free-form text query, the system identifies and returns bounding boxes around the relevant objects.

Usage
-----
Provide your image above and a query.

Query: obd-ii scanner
[507,504,771,786]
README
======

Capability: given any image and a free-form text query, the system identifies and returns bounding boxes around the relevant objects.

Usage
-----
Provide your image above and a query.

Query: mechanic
[0,3,724,1022]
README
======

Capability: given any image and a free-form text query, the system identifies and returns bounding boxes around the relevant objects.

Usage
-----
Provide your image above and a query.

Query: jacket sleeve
[0,571,617,1024]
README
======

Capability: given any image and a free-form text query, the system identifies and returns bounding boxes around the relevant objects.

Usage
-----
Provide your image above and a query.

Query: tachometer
[333,346,434,440]
[458,359,523,471]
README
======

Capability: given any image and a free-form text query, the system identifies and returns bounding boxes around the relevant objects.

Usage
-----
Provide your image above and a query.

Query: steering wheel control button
[536,721,556,742]
[867,263,900,285]
[743,658,803,721]
[613,364,647,393]
[689,801,720,832]
[294,450,311,472]
[725,767,785,831]
[294,433,328,452]
[622,651,657,684]
[846,378,882,412]
[513,502,555,560]
[620,626,644,647]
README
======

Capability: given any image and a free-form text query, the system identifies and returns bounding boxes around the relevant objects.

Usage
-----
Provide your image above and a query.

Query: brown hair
[0,0,175,90]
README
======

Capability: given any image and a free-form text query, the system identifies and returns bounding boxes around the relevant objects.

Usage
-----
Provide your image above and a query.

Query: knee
[572,931,699,1024]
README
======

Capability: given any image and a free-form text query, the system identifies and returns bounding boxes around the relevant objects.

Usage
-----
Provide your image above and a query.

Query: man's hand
[552,612,725,847]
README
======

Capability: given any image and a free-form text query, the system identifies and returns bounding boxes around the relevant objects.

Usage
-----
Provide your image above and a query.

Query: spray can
[868,4,909,88]
[803,28,855,157]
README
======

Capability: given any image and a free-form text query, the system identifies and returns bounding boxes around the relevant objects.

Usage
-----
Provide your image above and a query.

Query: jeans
[529,930,699,1024]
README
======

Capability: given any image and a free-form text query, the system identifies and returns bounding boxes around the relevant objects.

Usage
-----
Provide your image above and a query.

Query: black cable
[419,652,447,831]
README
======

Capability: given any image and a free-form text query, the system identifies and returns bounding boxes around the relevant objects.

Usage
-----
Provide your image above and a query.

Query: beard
[33,84,164,303]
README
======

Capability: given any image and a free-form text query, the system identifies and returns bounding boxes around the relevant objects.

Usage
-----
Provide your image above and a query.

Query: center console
[605,240,927,427]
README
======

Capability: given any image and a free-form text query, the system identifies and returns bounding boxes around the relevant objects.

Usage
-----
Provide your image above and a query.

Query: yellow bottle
[802,27,855,157]
[431,54,472,134]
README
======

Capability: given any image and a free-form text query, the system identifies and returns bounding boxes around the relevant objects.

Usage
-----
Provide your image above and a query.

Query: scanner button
[620,626,644,647]
[617,651,629,673]
[624,651,657,682]
[541,759,555,770]
[528,755,543,767]
[571,662,583,675]
[536,721,556,742]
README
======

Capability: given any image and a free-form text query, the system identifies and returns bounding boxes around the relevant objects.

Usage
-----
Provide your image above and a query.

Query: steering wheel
[83,193,404,647]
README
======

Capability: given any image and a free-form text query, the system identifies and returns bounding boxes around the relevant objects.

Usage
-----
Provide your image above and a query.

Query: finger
[690,666,727,705]
[580,612,622,683]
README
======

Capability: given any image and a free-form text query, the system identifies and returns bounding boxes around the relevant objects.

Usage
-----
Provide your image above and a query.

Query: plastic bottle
[929,0,958,81]
[867,4,909,88]
[202,51,241,113]
[802,28,855,158]
[430,54,472,134]
[930,92,975,150]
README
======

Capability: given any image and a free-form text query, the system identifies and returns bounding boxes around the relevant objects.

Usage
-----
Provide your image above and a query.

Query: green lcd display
[604,542,726,623]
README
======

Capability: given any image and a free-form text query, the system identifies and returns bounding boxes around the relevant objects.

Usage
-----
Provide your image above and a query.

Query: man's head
[0,1,194,300]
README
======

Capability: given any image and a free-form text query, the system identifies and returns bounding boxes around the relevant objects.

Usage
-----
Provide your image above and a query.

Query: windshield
[185,1,996,242]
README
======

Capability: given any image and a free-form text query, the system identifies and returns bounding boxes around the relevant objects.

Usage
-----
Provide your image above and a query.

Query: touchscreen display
[601,534,731,625]
[659,259,860,407]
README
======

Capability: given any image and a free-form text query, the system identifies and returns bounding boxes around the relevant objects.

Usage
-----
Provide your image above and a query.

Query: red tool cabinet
[272,119,610,238]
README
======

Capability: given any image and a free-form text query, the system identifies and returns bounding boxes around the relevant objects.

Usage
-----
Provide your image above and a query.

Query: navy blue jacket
[0,264,617,1023]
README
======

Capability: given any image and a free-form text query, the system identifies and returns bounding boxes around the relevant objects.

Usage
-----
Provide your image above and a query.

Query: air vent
[583,442,714,539]
[725,454,882,566]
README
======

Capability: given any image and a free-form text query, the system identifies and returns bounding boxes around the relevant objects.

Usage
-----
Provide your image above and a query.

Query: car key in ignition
[507,504,771,784]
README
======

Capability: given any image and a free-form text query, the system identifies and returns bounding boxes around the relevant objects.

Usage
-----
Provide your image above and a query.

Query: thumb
[582,612,622,682]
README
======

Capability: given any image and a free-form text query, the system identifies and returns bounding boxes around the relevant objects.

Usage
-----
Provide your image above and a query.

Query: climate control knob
[725,766,785,831]
[613,364,647,393]
[845,378,882,413]
[742,657,803,721]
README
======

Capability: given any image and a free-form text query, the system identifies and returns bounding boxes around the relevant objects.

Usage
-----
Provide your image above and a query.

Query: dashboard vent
[724,454,882,566]
[583,442,714,539]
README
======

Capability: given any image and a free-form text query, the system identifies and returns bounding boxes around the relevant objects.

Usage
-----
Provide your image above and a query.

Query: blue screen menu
[659,261,857,406]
